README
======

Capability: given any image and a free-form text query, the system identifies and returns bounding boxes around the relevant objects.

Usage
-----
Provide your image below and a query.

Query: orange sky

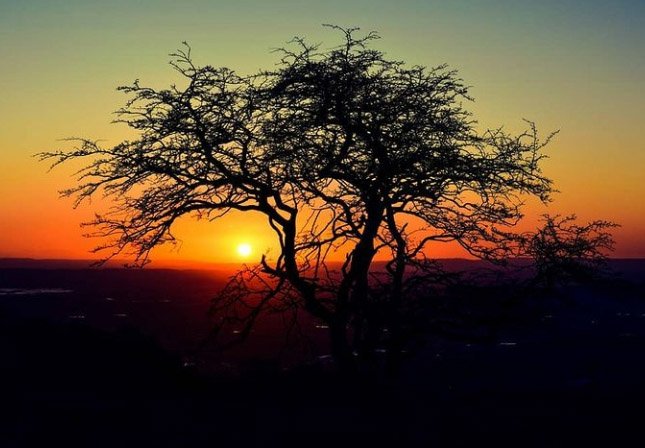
[1,1,644,264]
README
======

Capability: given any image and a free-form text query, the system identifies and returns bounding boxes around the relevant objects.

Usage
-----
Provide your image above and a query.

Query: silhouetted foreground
[40,26,572,372]
[1,260,645,447]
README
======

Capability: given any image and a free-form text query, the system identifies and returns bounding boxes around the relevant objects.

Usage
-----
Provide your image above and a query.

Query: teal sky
[1,0,644,259]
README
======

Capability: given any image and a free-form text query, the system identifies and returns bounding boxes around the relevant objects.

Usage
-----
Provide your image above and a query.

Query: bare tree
[41,26,556,372]
[521,215,618,288]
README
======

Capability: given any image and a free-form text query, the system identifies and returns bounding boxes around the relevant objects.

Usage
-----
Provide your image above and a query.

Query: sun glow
[236,243,252,258]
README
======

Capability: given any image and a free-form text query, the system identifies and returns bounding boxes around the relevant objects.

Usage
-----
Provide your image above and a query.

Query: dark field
[1,259,645,447]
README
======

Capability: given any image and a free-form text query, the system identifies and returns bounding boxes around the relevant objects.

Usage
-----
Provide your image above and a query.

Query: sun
[236,243,252,258]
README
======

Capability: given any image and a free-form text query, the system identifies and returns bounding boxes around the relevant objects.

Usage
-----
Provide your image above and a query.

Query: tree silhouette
[41,26,557,372]
[522,214,618,288]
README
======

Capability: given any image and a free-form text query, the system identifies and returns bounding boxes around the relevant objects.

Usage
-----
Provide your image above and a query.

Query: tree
[41,26,556,372]
[521,214,618,288]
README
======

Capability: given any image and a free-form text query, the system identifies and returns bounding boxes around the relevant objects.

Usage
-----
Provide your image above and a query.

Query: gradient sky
[1,0,644,263]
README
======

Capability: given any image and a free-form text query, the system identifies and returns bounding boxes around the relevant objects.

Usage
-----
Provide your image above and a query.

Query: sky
[1,0,644,263]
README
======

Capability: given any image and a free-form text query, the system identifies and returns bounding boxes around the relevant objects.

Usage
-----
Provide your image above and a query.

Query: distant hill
[1,257,643,280]
[0,257,505,271]
[0,258,111,269]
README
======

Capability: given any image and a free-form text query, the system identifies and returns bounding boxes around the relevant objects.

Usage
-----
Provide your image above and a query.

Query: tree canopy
[42,26,563,371]
[522,215,618,288]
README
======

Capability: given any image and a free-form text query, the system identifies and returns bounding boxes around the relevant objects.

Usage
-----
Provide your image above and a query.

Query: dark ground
[1,259,645,447]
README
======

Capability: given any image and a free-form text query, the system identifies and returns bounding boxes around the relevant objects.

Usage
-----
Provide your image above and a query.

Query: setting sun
[236,243,252,258]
